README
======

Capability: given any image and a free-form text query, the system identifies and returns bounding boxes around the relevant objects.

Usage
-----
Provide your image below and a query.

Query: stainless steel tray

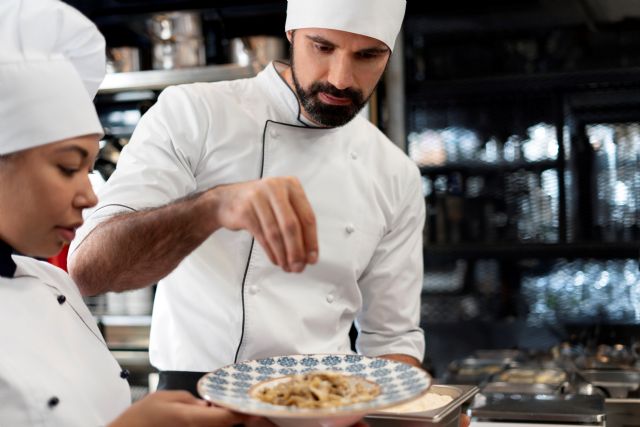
[605,398,640,427]
[473,349,522,362]
[446,358,511,384]
[579,369,640,398]
[494,367,567,387]
[470,393,605,423]
[365,384,478,427]
[481,381,558,395]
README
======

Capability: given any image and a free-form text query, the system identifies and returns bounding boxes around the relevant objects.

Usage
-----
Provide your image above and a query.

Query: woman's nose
[75,174,98,209]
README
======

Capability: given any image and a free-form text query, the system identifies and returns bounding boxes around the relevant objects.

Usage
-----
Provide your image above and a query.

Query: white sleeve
[355,166,426,361]
[69,85,206,258]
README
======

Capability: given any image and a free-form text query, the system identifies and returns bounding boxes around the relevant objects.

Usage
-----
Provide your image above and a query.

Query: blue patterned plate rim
[197,353,432,418]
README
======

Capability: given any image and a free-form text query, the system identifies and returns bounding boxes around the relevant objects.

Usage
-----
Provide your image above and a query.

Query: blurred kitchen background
[61,0,640,418]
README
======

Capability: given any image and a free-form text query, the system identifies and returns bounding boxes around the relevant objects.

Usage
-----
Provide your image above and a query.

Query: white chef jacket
[0,253,131,426]
[70,61,426,372]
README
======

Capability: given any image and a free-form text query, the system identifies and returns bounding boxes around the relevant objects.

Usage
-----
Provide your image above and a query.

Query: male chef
[69,0,426,395]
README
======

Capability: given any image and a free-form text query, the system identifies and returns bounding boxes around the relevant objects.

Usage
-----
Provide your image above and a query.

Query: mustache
[308,82,364,105]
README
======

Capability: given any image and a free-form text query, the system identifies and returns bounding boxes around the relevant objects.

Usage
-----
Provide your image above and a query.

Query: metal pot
[147,11,202,41]
[148,11,206,70]
[152,39,205,70]
[230,36,286,71]
[106,47,140,73]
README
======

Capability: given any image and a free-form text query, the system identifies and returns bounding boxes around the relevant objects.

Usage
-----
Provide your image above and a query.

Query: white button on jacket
[71,62,426,372]
[0,257,131,426]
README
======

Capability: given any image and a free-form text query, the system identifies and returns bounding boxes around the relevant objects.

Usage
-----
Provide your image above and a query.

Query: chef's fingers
[180,405,246,426]
[247,207,278,266]
[288,180,318,264]
[251,194,287,269]
[268,180,306,273]
[152,390,201,404]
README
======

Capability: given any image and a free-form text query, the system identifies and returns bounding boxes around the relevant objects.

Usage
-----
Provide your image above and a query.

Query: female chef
[0,0,267,426]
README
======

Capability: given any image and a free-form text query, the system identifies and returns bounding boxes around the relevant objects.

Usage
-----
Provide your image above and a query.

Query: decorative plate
[198,354,431,427]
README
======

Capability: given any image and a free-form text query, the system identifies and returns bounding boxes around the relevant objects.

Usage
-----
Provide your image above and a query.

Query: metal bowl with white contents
[365,385,478,427]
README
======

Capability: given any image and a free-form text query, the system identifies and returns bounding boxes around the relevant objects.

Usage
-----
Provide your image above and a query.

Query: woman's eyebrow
[54,146,89,159]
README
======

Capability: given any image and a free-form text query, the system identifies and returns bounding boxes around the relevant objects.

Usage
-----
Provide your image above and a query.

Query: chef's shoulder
[13,255,84,300]
[349,115,421,184]
[154,78,260,124]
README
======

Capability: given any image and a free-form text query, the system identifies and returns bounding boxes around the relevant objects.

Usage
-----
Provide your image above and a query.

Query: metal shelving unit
[98,63,254,94]
[406,22,640,372]
[420,159,558,177]
[406,68,640,99]
[424,242,640,260]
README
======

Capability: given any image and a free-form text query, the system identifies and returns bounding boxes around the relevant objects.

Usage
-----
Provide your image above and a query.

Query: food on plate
[379,392,453,413]
[253,371,380,409]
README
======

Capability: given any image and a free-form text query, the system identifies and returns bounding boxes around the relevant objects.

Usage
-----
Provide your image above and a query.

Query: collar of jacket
[0,239,17,278]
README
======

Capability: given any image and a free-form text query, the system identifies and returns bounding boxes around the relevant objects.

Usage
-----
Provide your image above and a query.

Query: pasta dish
[253,371,380,409]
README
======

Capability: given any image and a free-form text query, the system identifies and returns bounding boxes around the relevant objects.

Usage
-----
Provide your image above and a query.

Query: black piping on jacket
[232,62,343,362]
[0,239,17,278]
[232,117,337,363]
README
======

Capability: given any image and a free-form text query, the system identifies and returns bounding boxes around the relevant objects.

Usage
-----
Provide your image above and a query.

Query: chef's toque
[285,0,406,51]
[0,0,106,155]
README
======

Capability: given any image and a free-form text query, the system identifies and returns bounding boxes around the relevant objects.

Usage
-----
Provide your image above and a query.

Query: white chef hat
[0,0,106,156]
[285,0,406,51]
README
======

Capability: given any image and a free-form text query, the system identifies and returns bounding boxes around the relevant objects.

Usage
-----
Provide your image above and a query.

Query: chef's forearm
[380,354,423,369]
[69,189,221,296]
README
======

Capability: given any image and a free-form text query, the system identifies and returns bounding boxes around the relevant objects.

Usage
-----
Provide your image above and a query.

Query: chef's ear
[286,30,294,44]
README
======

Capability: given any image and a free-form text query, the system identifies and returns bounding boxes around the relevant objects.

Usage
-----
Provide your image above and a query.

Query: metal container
[605,398,640,427]
[152,38,205,70]
[100,314,151,349]
[230,36,286,72]
[473,349,522,362]
[106,47,141,73]
[147,11,206,70]
[579,369,640,398]
[494,367,567,387]
[147,11,202,41]
[481,381,558,395]
[470,393,606,424]
[446,358,510,384]
[365,385,478,427]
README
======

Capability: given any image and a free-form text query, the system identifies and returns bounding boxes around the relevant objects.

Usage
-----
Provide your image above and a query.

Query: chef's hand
[208,177,318,273]
[460,414,471,427]
[108,390,258,427]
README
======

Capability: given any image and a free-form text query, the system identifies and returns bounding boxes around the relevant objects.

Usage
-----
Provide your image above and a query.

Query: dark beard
[290,48,369,127]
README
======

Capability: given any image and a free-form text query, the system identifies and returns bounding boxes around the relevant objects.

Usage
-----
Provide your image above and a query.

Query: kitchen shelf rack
[424,242,640,260]
[407,68,640,99]
[98,63,254,94]
[420,159,558,177]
